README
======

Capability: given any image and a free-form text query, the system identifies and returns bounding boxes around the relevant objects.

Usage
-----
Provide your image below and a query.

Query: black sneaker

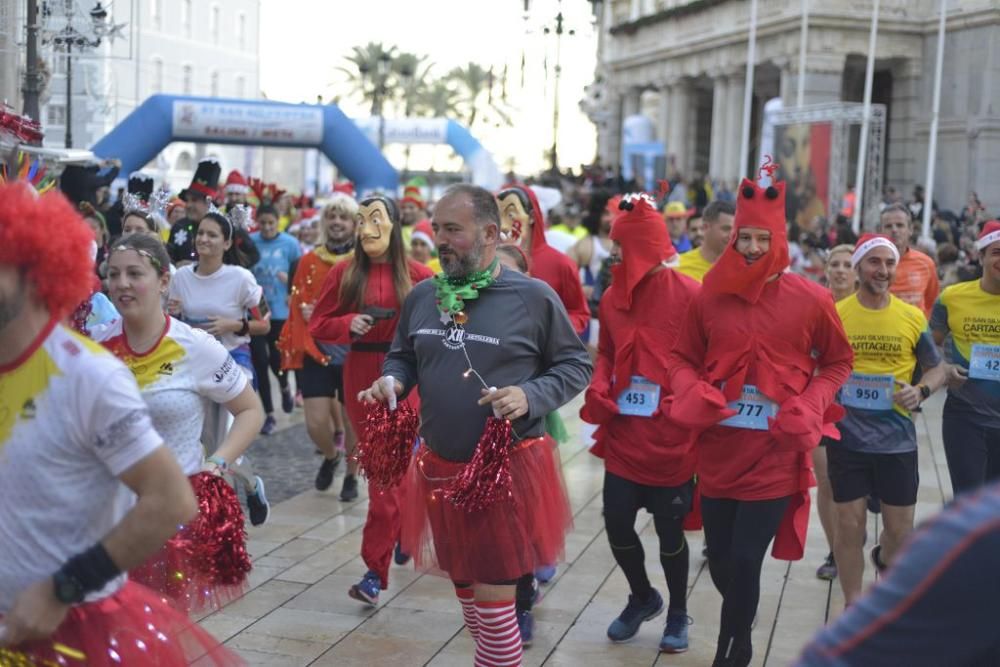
[281,386,294,414]
[315,453,340,491]
[246,475,270,526]
[340,474,358,502]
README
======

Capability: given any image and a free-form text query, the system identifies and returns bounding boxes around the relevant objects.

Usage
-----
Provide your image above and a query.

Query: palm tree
[413,79,460,118]
[448,62,512,129]
[336,42,399,114]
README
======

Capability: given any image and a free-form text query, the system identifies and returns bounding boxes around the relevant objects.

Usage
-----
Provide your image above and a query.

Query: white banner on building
[353,118,449,145]
[171,100,324,145]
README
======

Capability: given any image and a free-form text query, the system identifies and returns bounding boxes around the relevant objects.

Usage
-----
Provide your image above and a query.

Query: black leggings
[250,320,287,414]
[942,404,1000,497]
[701,495,790,667]
[603,471,690,614]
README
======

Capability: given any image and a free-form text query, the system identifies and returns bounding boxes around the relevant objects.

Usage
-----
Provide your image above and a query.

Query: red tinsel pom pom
[357,402,420,490]
[444,417,514,512]
[182,472,252,586]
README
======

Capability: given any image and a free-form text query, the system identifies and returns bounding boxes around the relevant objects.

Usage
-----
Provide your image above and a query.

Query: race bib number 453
[970,344,1000,382]
[719,384,778,431]
[617,376,660,417]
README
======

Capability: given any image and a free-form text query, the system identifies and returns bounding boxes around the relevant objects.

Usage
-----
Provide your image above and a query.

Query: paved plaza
[208,391,951,666]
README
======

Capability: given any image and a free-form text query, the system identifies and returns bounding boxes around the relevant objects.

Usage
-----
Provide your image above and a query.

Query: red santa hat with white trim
[851,233,900,267]
[224,169,250,195]
[976,220,1000,250]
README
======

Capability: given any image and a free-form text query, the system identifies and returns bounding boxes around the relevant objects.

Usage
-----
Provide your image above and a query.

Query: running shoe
[281,386,294,414]
[394,542,411,565]
[259,415,276,436]
[246,476,270,526]
[660,611,692,653]
[517,609,535,647]
[315,454,340,492]
[816,552,838,580]
[607,589,664,642]
[535,564,557,583]
[340,473,358,502]
[348,570,381,606]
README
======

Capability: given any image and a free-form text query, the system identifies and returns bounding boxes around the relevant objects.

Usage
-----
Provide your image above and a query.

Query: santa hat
[332,180,355,196]
[703,162,790,304]
[976,220,1000,250]
[411,219,434,250]
[605,195,622,216]
[852,233,900,267]
[181,158,221,200]
[663,200,695,219]
[608,193,676,310]
[399,179,426,208]
[224,169,250,195]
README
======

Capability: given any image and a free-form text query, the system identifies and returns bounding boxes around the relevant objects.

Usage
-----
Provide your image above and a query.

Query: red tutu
[400,436,572,583]
[130,472,251,613]
[8,580,242,666]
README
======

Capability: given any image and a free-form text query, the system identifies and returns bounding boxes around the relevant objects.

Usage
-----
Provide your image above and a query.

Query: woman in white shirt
[99,233,265,612]
[168,211,273,526]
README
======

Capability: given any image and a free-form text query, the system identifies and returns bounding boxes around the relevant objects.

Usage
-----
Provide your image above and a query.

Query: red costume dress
[668,177,853,560]
[309,259,433,589]
[504,183,591,335]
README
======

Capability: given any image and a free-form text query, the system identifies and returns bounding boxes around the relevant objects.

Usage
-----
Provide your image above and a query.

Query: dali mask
[358,199,394,259]
[496,189,533,248]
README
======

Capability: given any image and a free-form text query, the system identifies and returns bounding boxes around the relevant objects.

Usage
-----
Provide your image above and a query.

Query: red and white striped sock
[474,599,522,667]
[454,586,479,641]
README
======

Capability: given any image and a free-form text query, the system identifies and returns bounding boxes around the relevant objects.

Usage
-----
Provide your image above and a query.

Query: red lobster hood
[608,194,677,310]
[702,177,790,304]
[500,182,549,251]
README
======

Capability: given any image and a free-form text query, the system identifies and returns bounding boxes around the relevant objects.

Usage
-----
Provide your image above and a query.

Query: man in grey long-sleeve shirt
[360,183,591,665]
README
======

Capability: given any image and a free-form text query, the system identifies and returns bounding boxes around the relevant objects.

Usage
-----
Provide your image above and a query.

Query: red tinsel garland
[357,402,420,490]
[0,108,43,144]
[444,416,514,512]
[177,472,252,586]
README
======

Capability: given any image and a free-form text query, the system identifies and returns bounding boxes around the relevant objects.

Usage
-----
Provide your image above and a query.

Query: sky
[259,0,599,176]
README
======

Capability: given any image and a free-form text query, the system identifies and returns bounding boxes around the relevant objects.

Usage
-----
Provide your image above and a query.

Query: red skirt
[400,436,572,583]
[130,472,251,613]
[7,580,242,666]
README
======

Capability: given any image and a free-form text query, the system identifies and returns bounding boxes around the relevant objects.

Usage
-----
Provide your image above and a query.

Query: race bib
[720,384,778,431]
[617,376,660,417]
[840,373,895,410]
[969,344,1000,382]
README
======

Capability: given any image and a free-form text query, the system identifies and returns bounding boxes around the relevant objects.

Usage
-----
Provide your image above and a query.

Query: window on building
[211,6,220,44]
[152,57,164,93]
[151,0,161,29]
[182,0,192,38]
[210,71,219,97]
[182,64,193,94]
[47,105,66,126]
[235,75,245,98]
[238,13,246,50]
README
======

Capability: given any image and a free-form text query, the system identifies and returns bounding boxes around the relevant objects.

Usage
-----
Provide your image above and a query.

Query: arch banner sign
[172,100,324,144]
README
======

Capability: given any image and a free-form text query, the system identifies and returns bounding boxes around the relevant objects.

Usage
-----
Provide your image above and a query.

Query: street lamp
[543,0,577,172]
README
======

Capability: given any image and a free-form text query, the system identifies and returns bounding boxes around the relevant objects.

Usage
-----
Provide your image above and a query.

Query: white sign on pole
[171,100,324,144]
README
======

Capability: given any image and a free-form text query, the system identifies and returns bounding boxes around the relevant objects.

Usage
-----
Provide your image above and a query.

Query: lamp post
[543,0,576,172]
[41,1,119,148]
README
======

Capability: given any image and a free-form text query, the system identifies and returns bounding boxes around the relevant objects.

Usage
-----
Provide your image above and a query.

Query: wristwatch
[917,383,931,401]
[53,570,85,604]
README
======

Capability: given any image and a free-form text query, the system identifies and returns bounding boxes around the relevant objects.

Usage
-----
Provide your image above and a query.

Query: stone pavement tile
[358,606,464,642]
[266,536,330,561]
[384,573,466,614]
[545,640,658,666]
[225,647,312,667]
[300,512,366,541]
[247,564,286,592]
[220,579,308,618]
[281,572,382,617]
[196,611,257,643]
[311,633,444,666]
[247,539,285,561]
[278,537,365,585]
[226,631,330,662]
[253,555,301,570]
[244,606,361,644]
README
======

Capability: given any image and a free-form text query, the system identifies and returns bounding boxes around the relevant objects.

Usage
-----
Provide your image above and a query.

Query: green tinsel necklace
[433,257,499,324]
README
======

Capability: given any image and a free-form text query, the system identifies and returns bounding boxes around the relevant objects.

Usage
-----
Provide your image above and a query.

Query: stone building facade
[585,0,1000,212]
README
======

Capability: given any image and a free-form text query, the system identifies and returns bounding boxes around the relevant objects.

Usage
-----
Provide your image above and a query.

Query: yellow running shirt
[835,293,941,452]
[677,248,713,283]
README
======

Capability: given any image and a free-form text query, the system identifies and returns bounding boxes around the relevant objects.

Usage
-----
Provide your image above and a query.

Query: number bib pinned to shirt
[840,372,895,410]
[617,376,660,417]
[719,384,778,431]
[969,344,1000,382]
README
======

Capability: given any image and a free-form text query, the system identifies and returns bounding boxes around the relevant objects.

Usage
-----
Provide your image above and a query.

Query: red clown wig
[0,183,96,317]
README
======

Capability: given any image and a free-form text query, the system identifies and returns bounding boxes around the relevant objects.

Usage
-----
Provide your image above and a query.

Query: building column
[622,86,641,119]
[782,53,846,106]
[708,74,728,181]
[602,89,625,169]
[657,83,671,148]
[667,79,690,177]
[722,72,746,186]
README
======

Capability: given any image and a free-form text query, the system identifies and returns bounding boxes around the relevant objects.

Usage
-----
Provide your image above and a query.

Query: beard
[439,234,486,278]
